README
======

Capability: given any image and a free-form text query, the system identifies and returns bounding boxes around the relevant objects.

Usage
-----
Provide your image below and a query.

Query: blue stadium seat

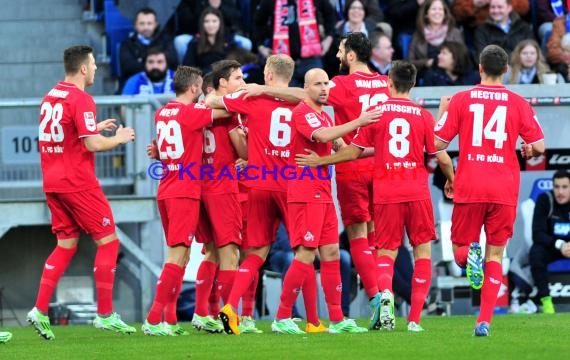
[104,0,133,77]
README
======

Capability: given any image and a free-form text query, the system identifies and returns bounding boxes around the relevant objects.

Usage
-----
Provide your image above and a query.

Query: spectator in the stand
[182,7,238,74]
[384,0,421,59]
[325,0,382,76]
[369,31,395,75]
[530,170,570,314]
[226,48,264,84]
[338,0,379,36]
[119,7,178,90]
[254,0,336,86]
[121,48,175,95]
[333,0,385,27]
[409,0,465,76]
[172,0,252,63]
[451,0,529,30]
[546,13,570,69]
[503,39,563,84]
[536,0,567,50]
[473,0,534,58]
[422,41,480,86]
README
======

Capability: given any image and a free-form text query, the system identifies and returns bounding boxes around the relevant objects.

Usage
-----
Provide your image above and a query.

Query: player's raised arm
[295,144,362,168]
[312,108,381,143]
[241,83,305,103]
[83,125,135,152]
[229,127,248,160]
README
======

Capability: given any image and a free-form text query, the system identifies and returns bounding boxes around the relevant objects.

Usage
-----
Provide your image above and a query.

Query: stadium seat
[398,33,412,60]
[103,0,133,77]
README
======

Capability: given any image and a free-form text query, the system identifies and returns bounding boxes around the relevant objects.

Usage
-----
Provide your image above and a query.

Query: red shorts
[157,198,200,247]
[46,188,115,240]
[374,199,436,250]
[336,169,373,227]
[451,203,516,247]
[288,202,338,249]
[247,189,288,248]
[196,193,242,248]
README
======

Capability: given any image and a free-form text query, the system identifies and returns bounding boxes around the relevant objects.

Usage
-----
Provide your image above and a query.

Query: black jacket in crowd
[532,191,570,248]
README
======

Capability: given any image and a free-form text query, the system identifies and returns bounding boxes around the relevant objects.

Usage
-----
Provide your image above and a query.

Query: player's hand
[241,84,266,99]
[235,158,248,171]
[520,142,534,159]
[147,139,159,160]
[438,96,452,113]
[295,149,321,168]
[115,125,135,144]
[97,118,118,132]
[561,242,570,258]
[357,108,382,126]
[444,180,454,199]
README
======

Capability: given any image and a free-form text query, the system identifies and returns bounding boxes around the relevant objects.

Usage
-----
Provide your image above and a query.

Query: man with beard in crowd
[122,47,175,95]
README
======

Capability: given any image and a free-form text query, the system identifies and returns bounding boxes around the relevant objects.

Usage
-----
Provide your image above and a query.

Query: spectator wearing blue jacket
[122,47,175,95]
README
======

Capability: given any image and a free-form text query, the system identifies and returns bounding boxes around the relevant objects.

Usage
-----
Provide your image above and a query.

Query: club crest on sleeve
[84,112,96,131]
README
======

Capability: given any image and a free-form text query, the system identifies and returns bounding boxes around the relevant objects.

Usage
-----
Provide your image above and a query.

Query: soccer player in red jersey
[271,68,380,334]
[192,60,248,333]
[296,61,454,332]
[142,66,230,336]
[28,45,136,340]
[205,54,299,335]
[435,45,545,336]
[328,32,392,328]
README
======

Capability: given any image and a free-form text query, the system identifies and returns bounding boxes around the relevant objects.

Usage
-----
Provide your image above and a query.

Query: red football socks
[147,263,184,324]
[217,269,236,304]
[94,239,119,315]
[276,259,310,320]
[477,260,503,324]
[408,258,432,324]
[350,237,379,298]
[194,260,217,317]
[35,245,77,313]
[320,260,344,322]
[241,272,258,317]
[302,265,319,325]
[227,254,264,309]
[376,255,395,293]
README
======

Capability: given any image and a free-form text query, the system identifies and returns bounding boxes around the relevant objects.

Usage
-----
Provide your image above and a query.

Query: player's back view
[435,45,545,336]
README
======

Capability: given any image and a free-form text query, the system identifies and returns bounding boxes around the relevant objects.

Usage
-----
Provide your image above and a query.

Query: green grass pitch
[1,314,569,359]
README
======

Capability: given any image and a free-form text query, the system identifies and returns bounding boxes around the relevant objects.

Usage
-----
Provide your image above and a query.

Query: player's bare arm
[295,144,362,168]
[312,108,382,143]
[97,118,118,132]
[229,127,248,160]
[521,140,546,159]
[435,138,449,151]
[437,95,452,120]
[241,83,305,103]
[83,125,135,152]
[204,93,226,109]
[435,150,454,198]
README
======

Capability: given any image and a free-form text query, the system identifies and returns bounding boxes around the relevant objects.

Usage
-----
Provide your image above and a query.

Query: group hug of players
[144,30,544,338]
